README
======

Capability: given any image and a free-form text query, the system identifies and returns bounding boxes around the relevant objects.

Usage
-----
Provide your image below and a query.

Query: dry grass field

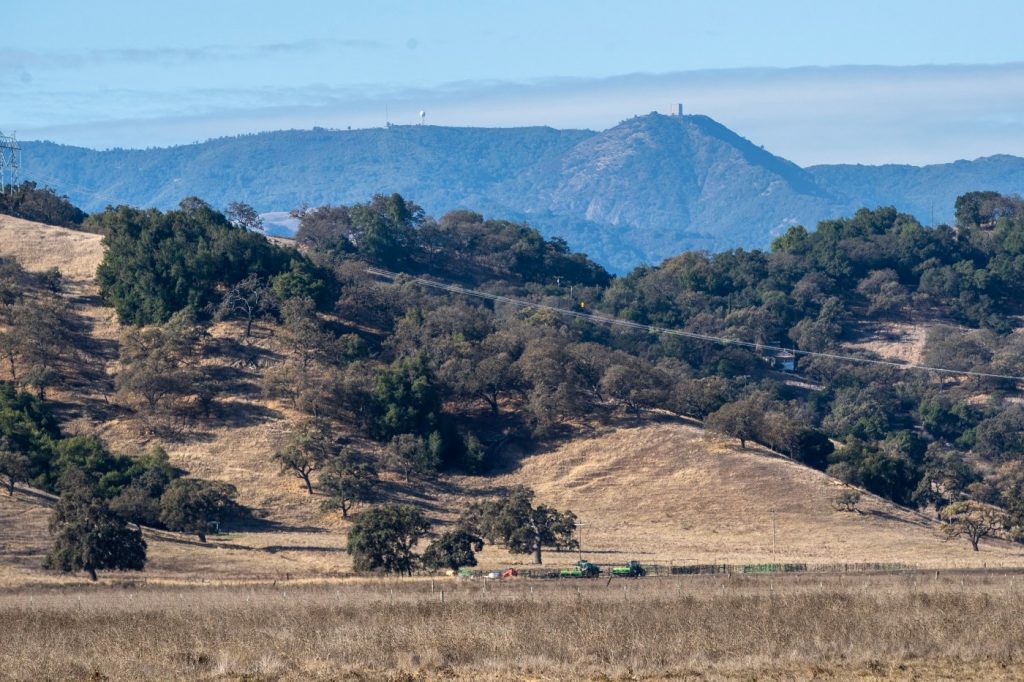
[0,215,104,280]
[462,423,1024,569]
[2,573,1024,680]
[846,321,929,366]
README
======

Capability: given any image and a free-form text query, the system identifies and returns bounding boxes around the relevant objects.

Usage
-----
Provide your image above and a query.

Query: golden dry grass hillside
[464,423,1024,569]
[0,215,104,280]
[0,217,1022,587]
[846,320,929,366]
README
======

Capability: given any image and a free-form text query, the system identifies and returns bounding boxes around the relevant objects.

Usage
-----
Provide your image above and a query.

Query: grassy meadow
[2,572,1024,681]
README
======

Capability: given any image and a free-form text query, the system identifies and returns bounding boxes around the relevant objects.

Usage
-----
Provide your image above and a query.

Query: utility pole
[576,523,586,561]
[771,508,777,562]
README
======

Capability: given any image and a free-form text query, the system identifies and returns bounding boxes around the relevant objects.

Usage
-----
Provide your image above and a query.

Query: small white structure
[761,348,797,372]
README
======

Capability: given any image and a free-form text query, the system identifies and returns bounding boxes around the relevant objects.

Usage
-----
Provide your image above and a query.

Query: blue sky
[5,1,1024,164]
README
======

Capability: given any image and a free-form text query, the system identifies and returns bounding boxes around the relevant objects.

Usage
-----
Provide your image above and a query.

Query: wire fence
[457,561,917,580]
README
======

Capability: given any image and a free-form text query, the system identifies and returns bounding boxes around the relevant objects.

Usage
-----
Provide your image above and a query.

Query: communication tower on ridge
[0,131,20,194]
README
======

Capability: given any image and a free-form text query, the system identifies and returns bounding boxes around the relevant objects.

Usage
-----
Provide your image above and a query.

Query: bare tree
[831,489,862,512]
[217,275,271,341]
[225,201,264,232]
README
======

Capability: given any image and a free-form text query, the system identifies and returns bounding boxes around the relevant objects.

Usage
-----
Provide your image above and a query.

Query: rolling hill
[21,115,1024,272]
[0,217,1020,586]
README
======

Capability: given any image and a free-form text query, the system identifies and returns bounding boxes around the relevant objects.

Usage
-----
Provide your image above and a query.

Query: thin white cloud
[0,38,380,71]
[13,63,1024,165]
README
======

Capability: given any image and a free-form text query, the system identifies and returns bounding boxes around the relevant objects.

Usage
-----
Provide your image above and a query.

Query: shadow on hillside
[204,365,263,400]
[263,545,344,554]
[483,410,688,477]
[148,532,258,551]
[7,486,58,506]
[48,394,122,424]
[550,548,655,557]
[225,513,329,535]
[376,479,449,515]
[432,478,509,499]
[43,290,121,423]
[140,422,218,445]
[206,338,284,378]
[864,507,933,529]
[210,400,283,429]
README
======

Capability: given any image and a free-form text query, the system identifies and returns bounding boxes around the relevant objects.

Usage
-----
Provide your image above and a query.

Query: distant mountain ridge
[20,115,1024,271]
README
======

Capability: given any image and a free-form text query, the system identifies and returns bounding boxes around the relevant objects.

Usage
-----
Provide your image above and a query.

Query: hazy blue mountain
[19,115,1024,272]
[807,155,1024,225]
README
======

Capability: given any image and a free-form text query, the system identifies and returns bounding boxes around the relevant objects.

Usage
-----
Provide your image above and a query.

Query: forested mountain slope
[22,116,1024,272]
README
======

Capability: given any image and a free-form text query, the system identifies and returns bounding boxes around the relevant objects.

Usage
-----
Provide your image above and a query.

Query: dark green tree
[346,503,431,575]
[159,479,237,542]
[44,479,147,581]
[370,354,443,441]
[0,181,87,227]
[827,440,919,507]
[386,433,442,482]
[463,486,577,564]
[94,199,299,324]
[421,529,484,572]
[319,451,378,519]
[0,438,30,495]
[955,191,1008,227]
[349,193,423,268]
[973,407,1024,462]
[270,259,338,310]
[108,446,178,527]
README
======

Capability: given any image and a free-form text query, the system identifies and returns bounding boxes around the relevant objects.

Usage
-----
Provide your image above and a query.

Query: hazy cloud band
[10,63,1024,165]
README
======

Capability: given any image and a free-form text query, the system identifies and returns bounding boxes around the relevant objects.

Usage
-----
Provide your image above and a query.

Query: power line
[19,165,127,208]
[366,267,1024,383]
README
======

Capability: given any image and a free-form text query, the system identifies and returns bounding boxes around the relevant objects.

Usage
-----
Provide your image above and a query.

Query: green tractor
[610,560,646,578]
[559,560,601,578]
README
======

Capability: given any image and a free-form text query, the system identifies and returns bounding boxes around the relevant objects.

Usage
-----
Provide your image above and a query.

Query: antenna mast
[0,131,20,194]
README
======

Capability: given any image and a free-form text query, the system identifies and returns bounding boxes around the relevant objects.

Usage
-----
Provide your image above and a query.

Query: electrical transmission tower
[0,131,21,194]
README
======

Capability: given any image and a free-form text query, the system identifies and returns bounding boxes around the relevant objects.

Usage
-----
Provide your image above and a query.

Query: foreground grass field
[2,572,1023,681]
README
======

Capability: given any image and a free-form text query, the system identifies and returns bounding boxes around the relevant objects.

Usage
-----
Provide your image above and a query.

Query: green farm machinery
[559,560,601,578]
[610,561,646,578]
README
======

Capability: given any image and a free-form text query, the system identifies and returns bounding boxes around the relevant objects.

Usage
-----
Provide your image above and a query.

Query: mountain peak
[20,120,1024,272]
[609,112,825,197]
